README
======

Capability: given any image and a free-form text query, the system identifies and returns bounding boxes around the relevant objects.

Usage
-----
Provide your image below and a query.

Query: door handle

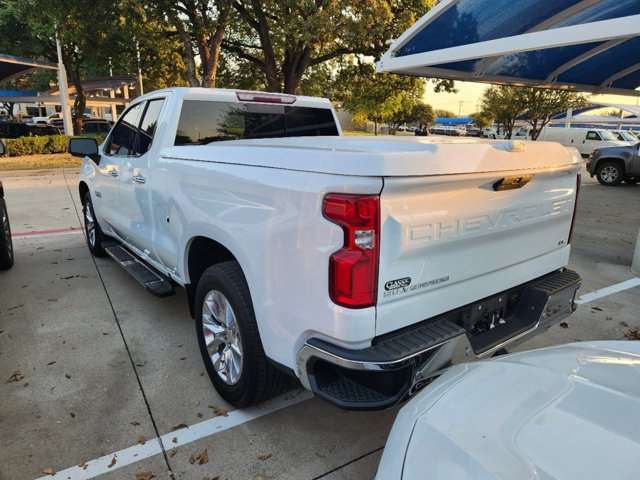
[132,174,146,184]
[109,169,119,177]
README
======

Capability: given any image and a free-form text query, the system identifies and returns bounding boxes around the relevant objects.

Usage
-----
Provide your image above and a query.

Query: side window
[586,131,600,141]
[285,107,339,136]
[83,123,97,135]
[105,102,145,156]
[175,101,253,145]
[137,99,165,155]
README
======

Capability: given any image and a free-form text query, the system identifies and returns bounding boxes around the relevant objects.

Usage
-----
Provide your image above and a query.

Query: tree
[336,62,425,135]
[434,109,456,118]
[0,0,134,133]
[516,88,587,140]
[481,86,588,140]
[407,103,435,130]
[469,111,492,128]
[480,86,523,139]
[223,0,433,94]
[151,0,231,87]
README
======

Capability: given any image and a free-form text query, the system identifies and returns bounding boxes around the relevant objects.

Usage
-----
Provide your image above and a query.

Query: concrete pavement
[0,166,639,480]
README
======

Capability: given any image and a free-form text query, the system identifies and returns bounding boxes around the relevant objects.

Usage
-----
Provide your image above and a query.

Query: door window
[104,103,145,156]
[586,131,601,141]
[137,99,165,155]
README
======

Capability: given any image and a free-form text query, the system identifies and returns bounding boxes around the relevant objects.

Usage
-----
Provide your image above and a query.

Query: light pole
[55,29,73,136]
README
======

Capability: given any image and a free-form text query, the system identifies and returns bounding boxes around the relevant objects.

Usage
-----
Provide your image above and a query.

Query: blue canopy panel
[0,54,57,84]
[434,117,472,126]
[378,0,640,96]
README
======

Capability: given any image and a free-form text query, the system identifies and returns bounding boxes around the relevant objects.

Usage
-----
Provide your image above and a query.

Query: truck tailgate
[376,166,579,336]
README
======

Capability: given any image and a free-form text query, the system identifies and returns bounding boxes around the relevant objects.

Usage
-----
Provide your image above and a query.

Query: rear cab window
[174,100,338,146]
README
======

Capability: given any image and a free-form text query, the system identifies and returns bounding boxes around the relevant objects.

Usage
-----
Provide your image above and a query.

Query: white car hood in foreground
[162,136,582,177]
[377,342,640,480]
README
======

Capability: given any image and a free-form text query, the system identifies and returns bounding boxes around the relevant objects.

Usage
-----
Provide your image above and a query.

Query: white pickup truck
[69,87,582,410]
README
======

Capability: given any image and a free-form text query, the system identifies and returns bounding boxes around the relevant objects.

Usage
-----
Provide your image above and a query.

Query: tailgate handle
[493,175,533,191]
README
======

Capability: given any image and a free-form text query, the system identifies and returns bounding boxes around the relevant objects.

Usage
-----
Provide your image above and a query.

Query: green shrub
[4,134,106,157]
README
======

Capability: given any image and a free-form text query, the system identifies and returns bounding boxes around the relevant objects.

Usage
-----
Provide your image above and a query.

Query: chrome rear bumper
[296,269,581,410]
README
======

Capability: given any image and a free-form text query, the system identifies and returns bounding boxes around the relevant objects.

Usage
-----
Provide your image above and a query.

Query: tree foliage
[481,86,587,139]
[434,109,456,118]
[149,0,230,87]
[223,0,433,94]
[469,111,492,128]
[336,62,425,135]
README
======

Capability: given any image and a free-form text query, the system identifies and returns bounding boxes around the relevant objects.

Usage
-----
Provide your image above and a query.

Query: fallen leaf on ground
[7,371,24,383]
[208,405,228,417]
[171,423,188,431]
[559,322,569,329]
[42,467,55,475]
[591,306,603,312]
[197,412,203,418]
[169,449,177,458]
[138,435,146,445]
[203,476,219,480]
[69,412,76,418]
[257,454,272,461]
[172,437,177,443]
[136,472,155,480]
[189,449,209,465]
[64,373,71,379]
[620,321,629,327]
[624,327,640,340]
[107,456,117,468]
[78,462,88,470]
[131,420,141,426]
[47,361,56,366]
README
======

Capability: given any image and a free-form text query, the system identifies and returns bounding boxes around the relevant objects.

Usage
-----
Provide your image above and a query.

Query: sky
[424,80,640,117]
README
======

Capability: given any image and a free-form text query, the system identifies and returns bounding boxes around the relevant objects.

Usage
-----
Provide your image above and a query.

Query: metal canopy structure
[377,0,640,96]
[0,53,57,84]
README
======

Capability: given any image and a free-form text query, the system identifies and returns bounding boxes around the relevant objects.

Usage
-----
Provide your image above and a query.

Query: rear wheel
[195,261,287,407]
[82,192,107,256]
[596,161,624,186]
[0,197,14,270]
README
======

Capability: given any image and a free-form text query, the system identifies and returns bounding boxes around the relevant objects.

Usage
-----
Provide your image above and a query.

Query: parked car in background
[0,140,13,270]
[611,129,638,143]
[81,119,111,135]
[376,341,640,480]
[51,118,111,136]
[465,126,481,137]
[539,127,627,157]
[587,142,640,185]
[0,122,61,139]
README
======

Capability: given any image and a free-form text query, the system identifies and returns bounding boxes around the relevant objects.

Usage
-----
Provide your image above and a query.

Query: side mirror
[68,137,100,163]
[0,139,5,156]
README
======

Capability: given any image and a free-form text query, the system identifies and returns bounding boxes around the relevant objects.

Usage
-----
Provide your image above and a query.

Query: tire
[0,197,14,270]
[624,178,640,185]
[596,161,624,186]
[195,261,287,407]
[82,192,107,257]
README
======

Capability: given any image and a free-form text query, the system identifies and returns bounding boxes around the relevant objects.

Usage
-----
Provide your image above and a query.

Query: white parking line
[38,389,313,480]
[575,278,640,305]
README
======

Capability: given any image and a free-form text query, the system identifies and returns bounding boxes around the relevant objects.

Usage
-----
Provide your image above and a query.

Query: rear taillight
[568,174,581,244]
[323,194,380,308]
